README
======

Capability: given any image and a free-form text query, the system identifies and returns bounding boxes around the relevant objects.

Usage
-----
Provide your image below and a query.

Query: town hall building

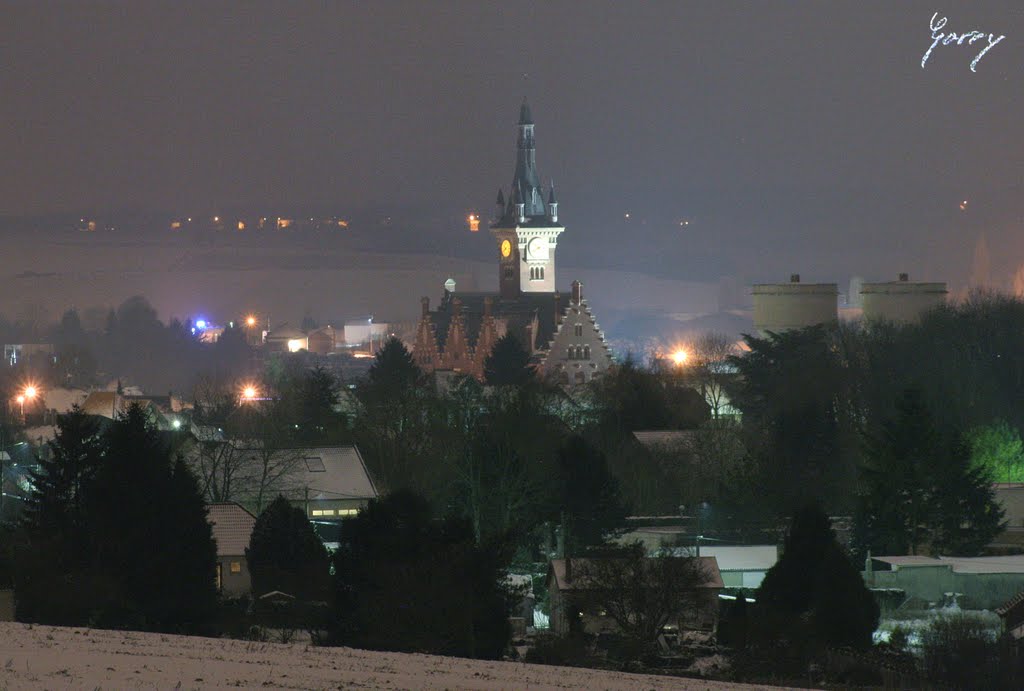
[412,102,613,385]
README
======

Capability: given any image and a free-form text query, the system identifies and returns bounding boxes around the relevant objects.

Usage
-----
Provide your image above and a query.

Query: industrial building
[860,273,947,324]
[751,274,838,334]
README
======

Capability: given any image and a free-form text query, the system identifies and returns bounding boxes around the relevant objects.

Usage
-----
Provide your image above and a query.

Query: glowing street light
[16,385,36,419]
[672,350,689,366]
[246,315,257,327]
[241,385,258,402]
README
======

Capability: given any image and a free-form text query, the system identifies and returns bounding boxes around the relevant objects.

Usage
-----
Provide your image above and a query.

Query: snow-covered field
[0,622,770,690]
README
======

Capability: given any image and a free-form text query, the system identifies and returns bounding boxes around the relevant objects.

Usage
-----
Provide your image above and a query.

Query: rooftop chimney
[790,274,801,283]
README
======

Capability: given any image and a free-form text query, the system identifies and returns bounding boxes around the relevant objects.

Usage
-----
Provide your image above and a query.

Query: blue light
[196,319,207,329]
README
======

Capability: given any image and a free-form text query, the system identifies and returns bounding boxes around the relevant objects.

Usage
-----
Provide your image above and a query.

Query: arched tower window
[584,346,591,360]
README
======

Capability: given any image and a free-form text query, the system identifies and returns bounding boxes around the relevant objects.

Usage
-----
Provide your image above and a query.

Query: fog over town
[2,3,1024,689]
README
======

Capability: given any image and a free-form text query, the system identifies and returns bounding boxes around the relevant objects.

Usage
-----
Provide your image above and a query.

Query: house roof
[81,391,118,417]
[549,556,724,592]
[873,555,1024,574]
[207,503,256,557]
[266,326,306,340]
[229,445,378,502]
[632,430,695,450]
[687,545,778,572]
[997,590,1024,618]
[430,290,566,352]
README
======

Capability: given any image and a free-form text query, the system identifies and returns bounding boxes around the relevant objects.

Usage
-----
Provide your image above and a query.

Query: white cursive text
[921,12,1005,72]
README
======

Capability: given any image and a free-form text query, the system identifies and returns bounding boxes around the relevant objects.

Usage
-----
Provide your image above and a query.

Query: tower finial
[519,97,533,125]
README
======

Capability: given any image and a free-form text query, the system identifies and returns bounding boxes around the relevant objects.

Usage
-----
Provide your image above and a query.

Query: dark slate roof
[495,101,549,224]
[431,291,566,352]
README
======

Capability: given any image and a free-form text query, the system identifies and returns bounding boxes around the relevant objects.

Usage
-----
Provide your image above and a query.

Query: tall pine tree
[855,389,1005,557]
[88,404,217,632]
[14,408,103,624]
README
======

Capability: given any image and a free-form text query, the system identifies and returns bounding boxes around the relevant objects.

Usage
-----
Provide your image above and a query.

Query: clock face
[527,236,548,259]
[500,239,512,258]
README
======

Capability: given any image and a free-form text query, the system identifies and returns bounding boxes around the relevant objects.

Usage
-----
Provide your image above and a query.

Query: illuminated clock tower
[490,100,564,299]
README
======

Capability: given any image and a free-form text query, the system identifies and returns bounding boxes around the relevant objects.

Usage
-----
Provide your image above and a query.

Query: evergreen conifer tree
[88,403,217,632]
[752,505,878,660]
[483,334,534,386]
[557,435,627,553]
[14,407,103,624]
[855,389,1005,557]
[331,490,512,659]
[246,495,330,600]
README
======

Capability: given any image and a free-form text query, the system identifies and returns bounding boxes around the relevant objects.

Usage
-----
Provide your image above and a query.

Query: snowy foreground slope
[0,622,774,690]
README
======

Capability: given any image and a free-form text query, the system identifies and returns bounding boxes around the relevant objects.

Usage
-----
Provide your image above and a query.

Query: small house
[207,503,257,597]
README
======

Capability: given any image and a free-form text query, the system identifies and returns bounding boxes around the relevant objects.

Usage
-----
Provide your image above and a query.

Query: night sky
[3,1,1024,285]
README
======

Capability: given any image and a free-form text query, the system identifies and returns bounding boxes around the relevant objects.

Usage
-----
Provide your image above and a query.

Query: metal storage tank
[860,273,947,324]
[752,274,838,333]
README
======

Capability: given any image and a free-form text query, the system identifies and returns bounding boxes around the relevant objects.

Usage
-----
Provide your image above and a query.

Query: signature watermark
[921,12,1005,72]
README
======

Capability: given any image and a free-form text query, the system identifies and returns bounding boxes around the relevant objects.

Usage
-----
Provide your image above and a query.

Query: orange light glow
[241,385,258,401]
[246,316,257,327]
[23,385,37,399]
[671,350,688,366]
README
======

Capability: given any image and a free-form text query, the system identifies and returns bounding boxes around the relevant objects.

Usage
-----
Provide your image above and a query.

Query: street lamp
[672,349,689,366]
[241,385,258,402]
[15,385,37,420]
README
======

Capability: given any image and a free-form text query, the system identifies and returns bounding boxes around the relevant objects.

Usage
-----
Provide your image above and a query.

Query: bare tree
[571,544,714,650]
[688,332,737,419]
[186,376,254,503]
[227,401,304,513]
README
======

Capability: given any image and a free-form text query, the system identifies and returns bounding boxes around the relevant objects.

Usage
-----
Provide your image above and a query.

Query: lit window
[312,509,335,517]
[338,508,358,516]
[230,561,241,574]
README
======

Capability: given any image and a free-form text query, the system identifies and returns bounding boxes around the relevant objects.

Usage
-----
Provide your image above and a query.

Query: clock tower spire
[490,99,564,296]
